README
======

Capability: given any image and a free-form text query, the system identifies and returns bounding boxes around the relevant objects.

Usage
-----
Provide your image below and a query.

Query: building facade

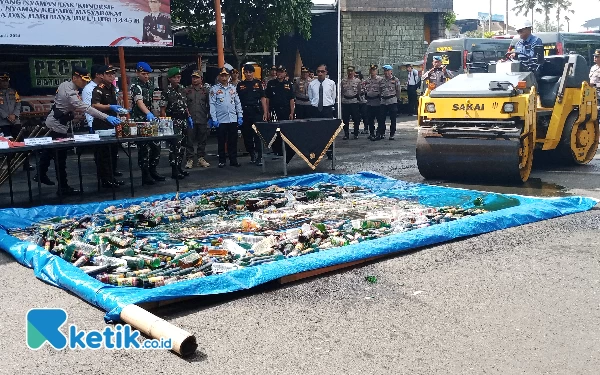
[340,0,452,72]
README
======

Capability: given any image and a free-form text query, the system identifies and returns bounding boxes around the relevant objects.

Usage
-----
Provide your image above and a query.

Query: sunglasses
[316,69,326,73]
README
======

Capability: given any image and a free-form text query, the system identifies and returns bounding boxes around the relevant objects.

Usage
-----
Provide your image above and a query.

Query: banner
[29,58,93,87]
[0,0,172,47]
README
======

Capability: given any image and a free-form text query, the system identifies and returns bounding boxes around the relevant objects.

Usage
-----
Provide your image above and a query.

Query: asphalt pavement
[1,115,599,374]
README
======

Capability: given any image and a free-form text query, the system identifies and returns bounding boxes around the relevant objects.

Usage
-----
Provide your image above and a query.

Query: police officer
[266,65,295,156]
[142,0,172,42]
[230,68,240,87]
[159,67,194,179]
[131,61,164,185]
[341,66,362,139]
[376,65,401,140]
[209,67,243,168]
[237,64,268,166]
[262,65,277,88]
[356,70,368,134]
[422,56,454,88]
[91,65,124,188]
[589,49,600,107]
[293,66,312,119]
[37,67,121,194]
[364,64,383,141]
[184,70,210,169]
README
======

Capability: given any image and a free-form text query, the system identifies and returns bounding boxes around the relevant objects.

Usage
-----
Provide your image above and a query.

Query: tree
[512,0,539,24]
[171,0,313,68]
[444,11,457,29]
[555,0,574,31]
[536,0,555,31]
[534,19,561,32]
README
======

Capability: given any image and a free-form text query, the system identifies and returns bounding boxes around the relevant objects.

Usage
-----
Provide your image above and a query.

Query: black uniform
[91,83,119,184]
[266,79,294,155]
[142,13,172,42]
[237,79,265,161]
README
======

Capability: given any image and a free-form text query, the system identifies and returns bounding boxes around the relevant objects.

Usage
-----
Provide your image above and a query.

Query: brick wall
[341,12,428,72]
[340,0,452,12]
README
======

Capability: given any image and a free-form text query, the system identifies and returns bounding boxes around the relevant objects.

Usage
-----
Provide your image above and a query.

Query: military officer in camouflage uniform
[184,70,211,169]
[364,64,383,141]
[376,65,401,140]
[159,67,193,179]
[142,0,172,42]
[293,66,312,119]
[589,49,600,107]
[340,66,362,139]
[422,56,453,88]
[130,62,164,185]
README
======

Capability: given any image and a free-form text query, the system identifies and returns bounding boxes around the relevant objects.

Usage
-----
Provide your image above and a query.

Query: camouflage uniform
[589,64,600,105]
[130,76,161,170]
[159,84,188,167]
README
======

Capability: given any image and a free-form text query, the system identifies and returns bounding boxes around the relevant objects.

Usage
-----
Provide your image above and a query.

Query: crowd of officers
[1,59,456,196]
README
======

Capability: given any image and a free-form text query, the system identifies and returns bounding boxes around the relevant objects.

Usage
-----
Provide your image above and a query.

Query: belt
[382,95,395,100]
[366,95,381,99]
[296,97,309,101]
[343,95,359,100]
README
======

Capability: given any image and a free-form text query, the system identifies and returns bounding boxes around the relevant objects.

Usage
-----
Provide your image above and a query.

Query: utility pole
[565,16,570,32]
[505,0,508,34]
[489,0,492,33]
[214,0,224,67]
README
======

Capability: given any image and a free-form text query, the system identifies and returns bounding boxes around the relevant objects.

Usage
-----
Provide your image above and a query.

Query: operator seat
[536,56,566,108]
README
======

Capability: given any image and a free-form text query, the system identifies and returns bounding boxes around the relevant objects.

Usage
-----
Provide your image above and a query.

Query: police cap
[167,67,181,78]
[382,64,393,71]
[73,66,91,82]
[0,72,10,80]
[370,64,378,71]
[231,68,239,74]
[191,70,202,78]
[301,66,309,73]
[243,64,255,73]
[594,49,600,57]
[432,56,442,61]
[218,67,230,75]
[98,65,118,74]
[347,66,355,71]
[136,62,153,73]
[276,65,286,72]
[270,65,277,70]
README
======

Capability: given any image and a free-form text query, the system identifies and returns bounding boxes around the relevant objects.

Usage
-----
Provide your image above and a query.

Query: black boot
[57,184,80,195]
[33,174,55,185]
[149,167,166,181]
[141,169,155,185]
[23,163,35,172]
[171,166,185,179]
[250,152,256,164]
[177,165,190,177]
[256,153,263,166]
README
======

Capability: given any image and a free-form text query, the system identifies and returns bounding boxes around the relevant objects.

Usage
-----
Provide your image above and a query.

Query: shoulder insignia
[254,83,260,89]
[15,92,20,102]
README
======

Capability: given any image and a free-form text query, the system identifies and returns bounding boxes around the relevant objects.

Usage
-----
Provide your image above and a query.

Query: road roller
[416,51,598,183]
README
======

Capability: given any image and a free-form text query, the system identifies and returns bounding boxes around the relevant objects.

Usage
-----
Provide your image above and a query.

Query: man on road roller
[416,45,598,183]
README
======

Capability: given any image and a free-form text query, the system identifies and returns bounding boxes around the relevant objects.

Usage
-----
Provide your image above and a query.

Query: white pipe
[337,0,342,119]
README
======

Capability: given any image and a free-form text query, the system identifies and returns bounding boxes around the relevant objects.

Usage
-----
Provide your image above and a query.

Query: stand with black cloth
[253,118,343,176]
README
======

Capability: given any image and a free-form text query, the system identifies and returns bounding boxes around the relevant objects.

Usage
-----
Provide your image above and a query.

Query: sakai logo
[492,102,499,109]
[452,103,485,111]
[26,308,171,350]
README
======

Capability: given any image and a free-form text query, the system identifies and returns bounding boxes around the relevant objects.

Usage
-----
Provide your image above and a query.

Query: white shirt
[82,81,98,128]
[308,78,336,107]
[407,70,419,86]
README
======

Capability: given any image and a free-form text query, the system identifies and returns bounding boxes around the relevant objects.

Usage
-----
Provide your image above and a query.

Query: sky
[311,0,598,32]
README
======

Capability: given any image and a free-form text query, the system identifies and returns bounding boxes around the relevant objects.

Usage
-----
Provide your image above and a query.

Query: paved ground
[1,115,599,374]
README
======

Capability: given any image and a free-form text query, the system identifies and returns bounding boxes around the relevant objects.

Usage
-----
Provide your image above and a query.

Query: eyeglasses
[316,70,326,73]
[149,0,160,3]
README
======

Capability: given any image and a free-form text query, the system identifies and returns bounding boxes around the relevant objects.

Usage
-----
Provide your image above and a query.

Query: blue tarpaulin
[0,172,596,322]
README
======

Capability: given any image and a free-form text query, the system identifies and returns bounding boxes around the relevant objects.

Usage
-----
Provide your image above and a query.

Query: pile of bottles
[9,184,487,289]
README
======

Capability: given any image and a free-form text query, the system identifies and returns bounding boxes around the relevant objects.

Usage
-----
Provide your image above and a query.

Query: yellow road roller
[416,52,598,182]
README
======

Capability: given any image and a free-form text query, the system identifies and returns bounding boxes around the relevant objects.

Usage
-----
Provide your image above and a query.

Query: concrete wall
[341,12,429,73]
[340,0,452,13]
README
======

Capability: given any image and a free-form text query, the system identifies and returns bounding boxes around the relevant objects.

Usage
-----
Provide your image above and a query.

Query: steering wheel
[504,51,531,62]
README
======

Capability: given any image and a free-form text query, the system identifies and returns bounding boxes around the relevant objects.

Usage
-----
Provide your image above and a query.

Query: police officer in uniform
[364,64,383,141]
[237,64,268,166]
[210,67,243,168]
[589,49,600,107]
[37,67,121,194]
[91,65,124,188]
[184,70,211,169]
[375,65,400,140]
[266,65,295,156]
[294,66,312,119]
[262,65,277,89]
[131,61,164,185]
[159,67,194,179]
[341,66,362,139]
[142,0,172,42]
[422,56,453,88]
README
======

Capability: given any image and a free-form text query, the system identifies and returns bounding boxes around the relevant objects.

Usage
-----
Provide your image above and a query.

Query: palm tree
[555,0,574,31]
[536,0,555,30]
[512,0,539,24]
[564,15,570,31]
